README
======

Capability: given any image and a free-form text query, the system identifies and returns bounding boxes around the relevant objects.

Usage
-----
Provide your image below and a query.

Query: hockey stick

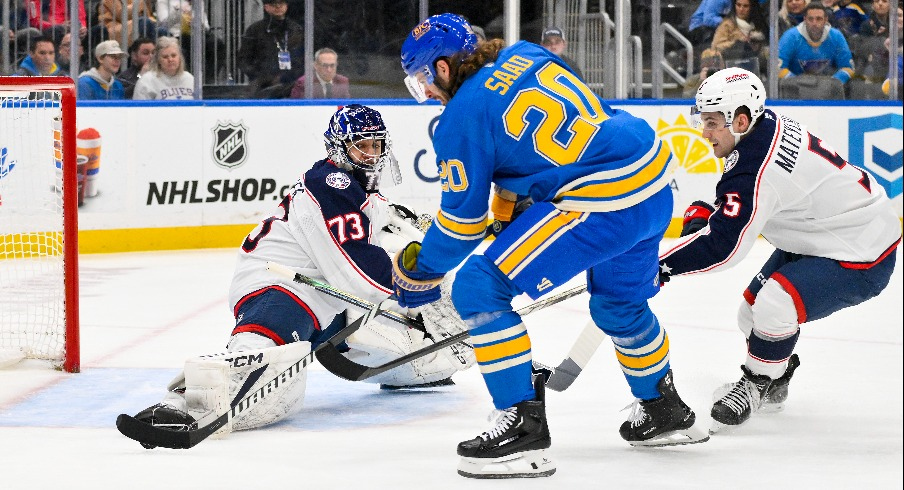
[266,262,431,331]
[531,321,606,392]
[115,300,388,450]
[265,262,589,384]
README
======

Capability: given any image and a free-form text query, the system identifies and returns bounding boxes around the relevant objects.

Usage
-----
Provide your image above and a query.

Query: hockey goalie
[119,105,474,448]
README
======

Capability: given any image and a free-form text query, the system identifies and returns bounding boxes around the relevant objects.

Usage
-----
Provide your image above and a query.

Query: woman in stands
[132,36,194,100]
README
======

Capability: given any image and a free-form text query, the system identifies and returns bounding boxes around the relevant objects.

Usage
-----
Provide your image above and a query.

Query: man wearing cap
[540,27,584,79]
[77,40,126,100]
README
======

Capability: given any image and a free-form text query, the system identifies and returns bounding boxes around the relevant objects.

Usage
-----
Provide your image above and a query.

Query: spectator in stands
[823,0,869,39]
[4,1,42,69]
[96,0,162,47]
[237,0,304,98]
[540,27,585,80]
[133,35,194,100]
[57,30,88,75]
[683,48,726,97]
[861,0,891,37]
[14,35,66,76]
[155,0,208,37]
[688,0,733,50]
[778,2,855,85]
[289,47,351,99]
[711,0,769,63]
[25,0,87,42]
[779,0,808,35]
[155,0,222,80]
[852,0,891,82]
[118,37,156,99]
[77,40,126,99]
[880,7,903,96]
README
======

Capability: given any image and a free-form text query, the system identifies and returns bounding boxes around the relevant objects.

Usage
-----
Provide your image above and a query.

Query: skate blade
[629,424,710,447]
[759,401,785,413]
[457,449,556,479]
[709,419,749,435]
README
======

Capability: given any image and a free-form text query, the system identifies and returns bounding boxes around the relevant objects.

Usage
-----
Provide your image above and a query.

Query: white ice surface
[1,239,901,490]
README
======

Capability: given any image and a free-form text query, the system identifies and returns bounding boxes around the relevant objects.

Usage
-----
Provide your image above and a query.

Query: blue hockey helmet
[400,13,478,102]
[324,104,401,193]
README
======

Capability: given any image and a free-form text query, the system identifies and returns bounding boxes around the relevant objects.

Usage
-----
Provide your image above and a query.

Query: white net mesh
[0,91,67,363]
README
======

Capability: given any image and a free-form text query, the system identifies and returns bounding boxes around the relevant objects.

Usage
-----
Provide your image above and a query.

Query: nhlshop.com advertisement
[73,101,901,253]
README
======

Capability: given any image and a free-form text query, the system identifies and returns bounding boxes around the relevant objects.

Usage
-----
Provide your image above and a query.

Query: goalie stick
[115,300,388,450]
[265,262,593,387]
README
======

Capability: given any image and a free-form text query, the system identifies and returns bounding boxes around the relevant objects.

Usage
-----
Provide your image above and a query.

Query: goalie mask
[400,13,478,103]
[691,67,766,144]
[324,104,401,193]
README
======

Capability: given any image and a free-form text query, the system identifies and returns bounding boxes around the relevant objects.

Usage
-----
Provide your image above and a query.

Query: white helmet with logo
[693,67,766,142]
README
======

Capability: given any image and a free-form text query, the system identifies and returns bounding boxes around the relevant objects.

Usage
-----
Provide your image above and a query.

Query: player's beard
[431,78,454,105]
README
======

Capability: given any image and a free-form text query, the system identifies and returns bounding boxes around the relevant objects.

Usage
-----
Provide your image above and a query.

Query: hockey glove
[389,203,433,234]
[658,261,672,287]
[680,200,715,237]
[487,190,534,238]
[392,241,444,307]
[419,276,476,371]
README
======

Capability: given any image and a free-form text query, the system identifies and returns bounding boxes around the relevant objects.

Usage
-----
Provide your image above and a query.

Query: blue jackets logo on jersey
[326,172,351,190]
[848,113,903,200]
[212,121,249,170]
[724,150,739,173]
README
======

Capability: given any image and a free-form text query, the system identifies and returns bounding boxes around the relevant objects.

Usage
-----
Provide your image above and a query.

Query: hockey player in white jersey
[659,68,901,432]
[121,105,470,447]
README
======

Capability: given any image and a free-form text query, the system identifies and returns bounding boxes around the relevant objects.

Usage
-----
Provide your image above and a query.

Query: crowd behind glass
[2,0,900,100]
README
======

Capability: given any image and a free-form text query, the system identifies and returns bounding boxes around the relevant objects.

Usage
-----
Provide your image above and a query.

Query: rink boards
[39,99,903,253]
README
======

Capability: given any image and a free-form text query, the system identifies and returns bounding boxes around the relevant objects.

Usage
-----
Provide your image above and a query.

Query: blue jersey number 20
[503,62,609,166]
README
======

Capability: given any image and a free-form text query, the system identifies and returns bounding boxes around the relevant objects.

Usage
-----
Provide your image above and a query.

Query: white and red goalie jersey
[229,159,399,326]
[661,110,901,276]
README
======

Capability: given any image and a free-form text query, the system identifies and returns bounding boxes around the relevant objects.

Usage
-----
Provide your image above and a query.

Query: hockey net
[0,77,79,372]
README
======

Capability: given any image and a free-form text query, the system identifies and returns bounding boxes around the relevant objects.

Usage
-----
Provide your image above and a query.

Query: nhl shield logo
[212,121,249,169]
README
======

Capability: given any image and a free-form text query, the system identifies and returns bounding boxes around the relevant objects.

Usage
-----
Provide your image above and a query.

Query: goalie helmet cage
[0,77,80,373]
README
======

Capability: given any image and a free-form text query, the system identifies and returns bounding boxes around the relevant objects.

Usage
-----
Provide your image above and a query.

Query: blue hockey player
[393,13,709,479]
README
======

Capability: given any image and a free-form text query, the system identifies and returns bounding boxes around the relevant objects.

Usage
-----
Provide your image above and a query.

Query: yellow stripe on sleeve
[435,210,487,238]
[557,144,671,199]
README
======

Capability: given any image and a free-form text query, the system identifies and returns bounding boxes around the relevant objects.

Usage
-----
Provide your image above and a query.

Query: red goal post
[0,76,79,373]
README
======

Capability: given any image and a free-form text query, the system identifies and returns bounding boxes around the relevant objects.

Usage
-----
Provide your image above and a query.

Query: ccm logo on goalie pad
[218,353,264,368]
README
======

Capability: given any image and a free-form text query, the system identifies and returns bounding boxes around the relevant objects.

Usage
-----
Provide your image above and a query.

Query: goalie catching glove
[392,241,444,307]
[418,275,476,371]
[343,304,461,386]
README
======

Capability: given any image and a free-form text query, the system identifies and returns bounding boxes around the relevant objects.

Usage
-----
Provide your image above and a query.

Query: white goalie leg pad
[175,339,312,433]
[420,275,476,371]
[344,316,457,387]
[184,357,232,437]
[457,450,556,479]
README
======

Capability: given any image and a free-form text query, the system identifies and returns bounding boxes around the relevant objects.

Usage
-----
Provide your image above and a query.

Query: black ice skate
[761,354,800,412]
[456,376,556,479]
[379,376,455,391]
[128,403,196,449]
[710,366,773,432]
[619,370,709,447]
